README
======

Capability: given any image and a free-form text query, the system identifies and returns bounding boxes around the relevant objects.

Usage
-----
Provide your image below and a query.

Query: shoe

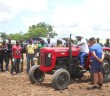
[98,84,103,90]
[21,69,23,72]
[78,65,85,70]
[6,71,8,73]
[87,86,98,90]
[17,73,20,76]
[80,69,86,72]
[16,72,20,75]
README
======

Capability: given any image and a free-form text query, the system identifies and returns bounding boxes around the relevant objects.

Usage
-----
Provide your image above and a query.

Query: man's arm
[77,39,86,46]
[99,52,105,63]
[12,46,14,57]
[26,45,28,57]
[91,51,104,63]
[91,51,100,62]
[34,45,37,57]
[77,42,84,46]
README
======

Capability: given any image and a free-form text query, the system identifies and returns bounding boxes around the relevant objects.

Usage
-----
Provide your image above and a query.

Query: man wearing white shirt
[46,38,54,47]
[76,36,89,69]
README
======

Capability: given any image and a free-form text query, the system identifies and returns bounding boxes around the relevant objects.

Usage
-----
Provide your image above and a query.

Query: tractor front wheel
[29,65,45,84]
[52,69,70,90]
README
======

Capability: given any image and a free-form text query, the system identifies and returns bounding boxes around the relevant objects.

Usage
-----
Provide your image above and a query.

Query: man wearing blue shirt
[89,37,104,89]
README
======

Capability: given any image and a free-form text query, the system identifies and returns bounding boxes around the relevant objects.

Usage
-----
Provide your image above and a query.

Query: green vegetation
[6,22,57,40]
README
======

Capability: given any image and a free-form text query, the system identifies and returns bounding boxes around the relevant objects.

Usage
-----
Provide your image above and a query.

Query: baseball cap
[75,36,82,38]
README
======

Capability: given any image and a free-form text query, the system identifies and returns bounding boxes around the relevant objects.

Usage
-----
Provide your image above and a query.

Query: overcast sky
[0,0,110,39]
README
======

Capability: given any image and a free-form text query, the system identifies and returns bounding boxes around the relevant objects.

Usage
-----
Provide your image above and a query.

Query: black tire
[102,60,110,75]
[103,74,110,83]
[52,69,70,90]
[107,74,110,82]
[29,65,45,84]
[103,75,108,83]
[104,50,110,63]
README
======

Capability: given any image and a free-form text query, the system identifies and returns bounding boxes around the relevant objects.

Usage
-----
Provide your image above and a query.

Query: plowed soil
[0,61,110,96]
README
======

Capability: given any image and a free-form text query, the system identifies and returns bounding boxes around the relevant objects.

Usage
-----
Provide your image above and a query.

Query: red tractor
[29,35,110,90]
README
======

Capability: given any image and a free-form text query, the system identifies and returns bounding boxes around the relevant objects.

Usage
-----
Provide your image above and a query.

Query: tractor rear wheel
[103,50,110,75]
[29,65,45,84]
[102,50,110,83]
[102,60,110,75]
[52,69,70,90]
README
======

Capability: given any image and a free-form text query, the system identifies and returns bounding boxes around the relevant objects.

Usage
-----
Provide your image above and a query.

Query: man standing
[11,40,22,75]
[56,39,63,47]
[19,39,24,72]
[46,38,54,47]
[96,38,103,47]
[2,40,9,71]
[0,43,3,72]
[26,39,36,73]
[89,37,104,89]
[76,36,89,69]
[104,38,110,47]
[64,39,69,47]
[7,38,13,64]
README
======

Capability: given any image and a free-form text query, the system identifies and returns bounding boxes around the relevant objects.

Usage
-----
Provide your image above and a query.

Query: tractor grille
[40,53,52,67]
[40,53,45,66]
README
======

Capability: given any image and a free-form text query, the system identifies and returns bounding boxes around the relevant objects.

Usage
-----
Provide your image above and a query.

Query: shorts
[90,61,102,73]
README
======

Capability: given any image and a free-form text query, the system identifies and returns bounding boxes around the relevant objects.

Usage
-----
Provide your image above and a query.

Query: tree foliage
[7,31,23,40]
[7,22,57,40]
[28,22,57,38]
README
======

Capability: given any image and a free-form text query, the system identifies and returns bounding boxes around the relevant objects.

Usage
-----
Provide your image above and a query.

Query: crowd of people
[0,39,24,74]
[0,38,69,74]
[0,36,110,89]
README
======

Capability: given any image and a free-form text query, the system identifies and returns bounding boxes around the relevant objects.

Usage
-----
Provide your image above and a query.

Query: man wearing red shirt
[10,40,22,75]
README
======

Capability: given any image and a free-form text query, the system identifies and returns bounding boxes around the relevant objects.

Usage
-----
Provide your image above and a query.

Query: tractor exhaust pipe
[69,34,72,61]
[69,34,73,74]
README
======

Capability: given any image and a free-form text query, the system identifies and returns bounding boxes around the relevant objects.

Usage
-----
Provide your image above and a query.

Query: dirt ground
[0,62,110,96]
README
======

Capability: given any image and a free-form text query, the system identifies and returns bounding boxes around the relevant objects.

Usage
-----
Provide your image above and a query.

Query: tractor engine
[39,47,81,73]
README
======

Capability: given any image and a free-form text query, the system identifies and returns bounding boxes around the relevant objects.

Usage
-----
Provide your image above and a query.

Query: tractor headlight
[20,59,22,63]
[48,53,51,58]
[12,58,14,62]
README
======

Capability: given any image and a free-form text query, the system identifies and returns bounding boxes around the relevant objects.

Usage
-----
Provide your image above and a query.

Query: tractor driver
[76,36,89,70]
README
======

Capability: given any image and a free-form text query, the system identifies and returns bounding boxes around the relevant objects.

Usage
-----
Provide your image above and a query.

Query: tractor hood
[40,47,80,57]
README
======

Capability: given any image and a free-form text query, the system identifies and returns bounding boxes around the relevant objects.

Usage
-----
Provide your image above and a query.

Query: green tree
[28,22,57,38]
[7,31,23,40]
[7,22,57,40]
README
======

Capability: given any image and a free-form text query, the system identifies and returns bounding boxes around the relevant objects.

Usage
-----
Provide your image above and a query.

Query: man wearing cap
[76,36,89,69]
[89,37,104,89]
